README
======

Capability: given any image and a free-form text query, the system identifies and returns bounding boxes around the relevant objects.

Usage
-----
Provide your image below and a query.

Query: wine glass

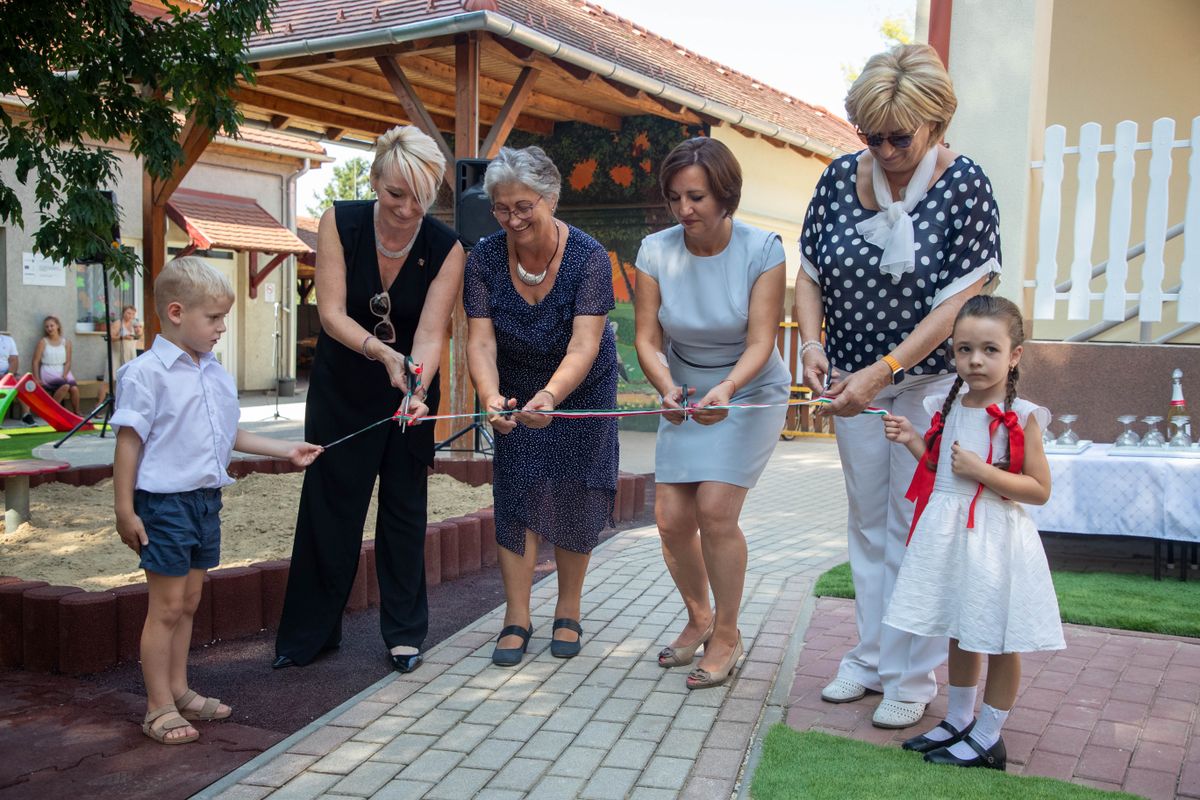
[1042,414,1056,447]
[1142,416,1166,448]
[1056,414,1079,447]
[1169,416,1193,448]
[1115,415,1140,447]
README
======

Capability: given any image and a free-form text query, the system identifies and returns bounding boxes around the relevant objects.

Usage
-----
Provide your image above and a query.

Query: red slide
[15,372,94,432]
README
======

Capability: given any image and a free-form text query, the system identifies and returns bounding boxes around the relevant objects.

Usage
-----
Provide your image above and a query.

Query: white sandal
[820,676,868,703]
[872,698,927,729]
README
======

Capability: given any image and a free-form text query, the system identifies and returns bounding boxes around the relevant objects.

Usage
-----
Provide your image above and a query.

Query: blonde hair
[845,43,957,143]
[154,256,234,319]
[370,125,446,212]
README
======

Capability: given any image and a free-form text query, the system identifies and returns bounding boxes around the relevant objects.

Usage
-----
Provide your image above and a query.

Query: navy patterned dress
[464,225,619,555]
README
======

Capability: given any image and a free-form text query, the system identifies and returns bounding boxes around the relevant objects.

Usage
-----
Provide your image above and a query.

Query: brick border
[1,461,650,676]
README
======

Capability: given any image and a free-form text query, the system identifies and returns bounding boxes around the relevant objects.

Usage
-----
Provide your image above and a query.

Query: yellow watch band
[882,354,903,373]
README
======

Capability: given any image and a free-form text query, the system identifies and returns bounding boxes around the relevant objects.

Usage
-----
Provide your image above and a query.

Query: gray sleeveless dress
[635,220,790,487]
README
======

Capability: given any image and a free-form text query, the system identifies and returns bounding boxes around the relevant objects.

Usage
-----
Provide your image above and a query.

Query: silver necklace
[515,222,560,286]
[374,207,418,260]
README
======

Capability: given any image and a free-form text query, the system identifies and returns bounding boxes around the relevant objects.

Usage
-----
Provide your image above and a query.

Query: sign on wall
[22,252,67,287]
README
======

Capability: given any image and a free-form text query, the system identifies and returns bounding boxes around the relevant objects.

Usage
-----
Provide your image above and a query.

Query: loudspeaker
[78,190,121,264]
[454,159,500,249]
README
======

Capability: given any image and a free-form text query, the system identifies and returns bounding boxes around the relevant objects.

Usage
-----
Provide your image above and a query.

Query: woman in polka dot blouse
[795,44,1000,729]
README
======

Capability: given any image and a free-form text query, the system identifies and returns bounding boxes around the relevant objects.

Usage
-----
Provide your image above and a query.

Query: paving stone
[373,733,442,765]
[576,719,625,750]
[242,754,319,787]
[630,789,679,800]
[517,728,572,761]
[488,757,552,790]
[423,766,493,799]
[625,713,673,743]
[288,725,358,757]
[464,699,520,726]
[461,737,524,770]
[639,755,695,790]
[655,728,707,760]
[434,722,494,753]
[330,762,403,797]
[541,705,594,734]
[214,787,272,800]
[438,687,494,712]
[406,708,466,736]
[547,745,608,778]
[353,715,416,744]
[681,774,736,800]
[270,771,341,800]
[396,748,464,784]
[673,705,719,731]
[516,690,569,717]
[491,712,546,741]
[528,775,588,799]
[580,766,640,800]
[370,779,434,799]
[387,692,443,718]
[601,737,654,771]
[333,702,394,729]
[594,697,641,723]
[310,741,383,775]
[563,686,613,710]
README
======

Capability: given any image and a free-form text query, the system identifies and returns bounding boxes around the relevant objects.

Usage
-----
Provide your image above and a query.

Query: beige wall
[1034,0,1200,344]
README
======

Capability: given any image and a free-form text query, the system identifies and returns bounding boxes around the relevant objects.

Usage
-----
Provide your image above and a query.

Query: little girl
[881,295,1064,771]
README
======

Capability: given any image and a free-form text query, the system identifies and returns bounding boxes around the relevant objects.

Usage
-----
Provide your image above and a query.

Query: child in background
[112,257,323,745]
[881,295,1064,771]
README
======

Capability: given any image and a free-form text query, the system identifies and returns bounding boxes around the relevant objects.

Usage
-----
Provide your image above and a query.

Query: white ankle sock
[920,684,977,742]
[947,702,1009,758]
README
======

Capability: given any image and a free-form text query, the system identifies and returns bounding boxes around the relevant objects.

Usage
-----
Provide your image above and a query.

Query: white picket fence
[1028,116,1199,341]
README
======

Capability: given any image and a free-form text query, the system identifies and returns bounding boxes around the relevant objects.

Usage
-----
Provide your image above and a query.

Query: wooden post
[440,33,481,448]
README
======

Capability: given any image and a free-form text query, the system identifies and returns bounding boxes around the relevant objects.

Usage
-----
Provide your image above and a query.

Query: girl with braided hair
[879,295,1064,771]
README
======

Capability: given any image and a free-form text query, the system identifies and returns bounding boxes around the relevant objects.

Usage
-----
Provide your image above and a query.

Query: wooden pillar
[440,33,481,448]
[142,171,167,344]
[928,0,953,67]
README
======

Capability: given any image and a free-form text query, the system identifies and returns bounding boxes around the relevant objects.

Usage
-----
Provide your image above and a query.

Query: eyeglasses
[369,292,396,344]
[857,129,916,149]
[491,196,544,222]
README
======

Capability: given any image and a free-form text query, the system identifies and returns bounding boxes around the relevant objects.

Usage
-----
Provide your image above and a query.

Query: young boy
[112,257,322,744]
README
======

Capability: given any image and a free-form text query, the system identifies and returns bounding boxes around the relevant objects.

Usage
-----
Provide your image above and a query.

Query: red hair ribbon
[903,404,1026,543]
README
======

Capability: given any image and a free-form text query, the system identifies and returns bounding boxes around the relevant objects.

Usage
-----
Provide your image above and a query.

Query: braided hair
[925,294,1026,471]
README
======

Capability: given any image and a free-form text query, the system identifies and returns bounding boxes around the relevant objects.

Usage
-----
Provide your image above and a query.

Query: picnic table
[0,459,70,530]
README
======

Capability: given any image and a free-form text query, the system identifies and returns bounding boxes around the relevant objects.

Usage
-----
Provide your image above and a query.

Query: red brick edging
[1,459,649,676]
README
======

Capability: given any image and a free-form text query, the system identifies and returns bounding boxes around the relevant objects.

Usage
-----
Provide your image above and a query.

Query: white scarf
[854,145,940,282]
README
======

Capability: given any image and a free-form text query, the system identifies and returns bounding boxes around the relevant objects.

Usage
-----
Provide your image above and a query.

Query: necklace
[514,222,560,286]
[374,205,418,260]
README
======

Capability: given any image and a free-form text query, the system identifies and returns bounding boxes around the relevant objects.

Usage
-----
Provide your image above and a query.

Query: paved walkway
[197,439,849,799]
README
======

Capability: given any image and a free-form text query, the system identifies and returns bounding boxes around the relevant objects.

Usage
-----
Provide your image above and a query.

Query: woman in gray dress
[634,138,789,690]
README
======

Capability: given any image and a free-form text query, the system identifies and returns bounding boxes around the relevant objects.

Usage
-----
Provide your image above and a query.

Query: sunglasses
[857,129,916,149]
[369,292,396,344]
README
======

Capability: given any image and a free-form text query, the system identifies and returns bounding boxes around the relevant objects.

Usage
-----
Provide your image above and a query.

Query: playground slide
[14,372,93,432]
[0,373,17,421]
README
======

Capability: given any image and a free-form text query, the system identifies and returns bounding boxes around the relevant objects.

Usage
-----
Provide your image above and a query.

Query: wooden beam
[142,171,167,344]
[251,37,457,75]
[375,55,455,187]
[234,87,396,137]
[269,114,290,129]
[248,252,288,299]
[481,66,538,158]
[254,75,455,131]
[325,127,346,141]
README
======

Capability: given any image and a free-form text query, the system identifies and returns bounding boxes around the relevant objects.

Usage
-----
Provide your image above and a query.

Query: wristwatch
[881,354,905,385]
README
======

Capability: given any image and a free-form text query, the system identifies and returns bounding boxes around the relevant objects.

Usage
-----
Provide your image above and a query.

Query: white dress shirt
[111,335,240,493]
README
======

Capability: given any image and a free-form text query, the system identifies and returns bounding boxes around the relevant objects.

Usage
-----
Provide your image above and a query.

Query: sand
[0,472,494,591]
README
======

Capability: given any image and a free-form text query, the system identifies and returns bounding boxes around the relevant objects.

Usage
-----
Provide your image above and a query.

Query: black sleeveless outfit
[275,201,458,665]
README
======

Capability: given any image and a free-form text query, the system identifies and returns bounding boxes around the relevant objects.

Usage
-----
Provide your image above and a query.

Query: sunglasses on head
[857,129,916,149]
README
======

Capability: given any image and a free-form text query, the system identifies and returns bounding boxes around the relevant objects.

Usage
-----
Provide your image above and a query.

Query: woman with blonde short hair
[274,125,465,673]
[796,44,1000,729]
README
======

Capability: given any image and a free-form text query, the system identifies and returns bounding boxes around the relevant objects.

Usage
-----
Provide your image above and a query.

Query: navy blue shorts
[135,488,223,577]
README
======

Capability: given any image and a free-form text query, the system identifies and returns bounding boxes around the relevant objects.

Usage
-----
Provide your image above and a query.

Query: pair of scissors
[398,357,422,433]
[679,383,690,421]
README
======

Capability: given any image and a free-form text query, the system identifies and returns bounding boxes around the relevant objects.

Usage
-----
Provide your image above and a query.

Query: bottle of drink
[1167,368,1188,436]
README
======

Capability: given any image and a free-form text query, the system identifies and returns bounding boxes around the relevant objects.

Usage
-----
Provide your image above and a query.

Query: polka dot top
[799,152,1001,375]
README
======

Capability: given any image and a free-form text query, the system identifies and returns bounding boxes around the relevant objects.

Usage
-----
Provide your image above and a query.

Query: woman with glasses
[273,125,465,673]
[463,146,619,667]
[796,44,999,729]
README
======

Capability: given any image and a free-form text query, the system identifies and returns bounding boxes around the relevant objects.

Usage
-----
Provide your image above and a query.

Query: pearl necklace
[374,206,418,260]
[514,222,560,286]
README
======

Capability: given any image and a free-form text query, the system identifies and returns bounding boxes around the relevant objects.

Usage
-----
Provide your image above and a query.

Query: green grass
[751,727,1134,800]
[813,562,1200,638]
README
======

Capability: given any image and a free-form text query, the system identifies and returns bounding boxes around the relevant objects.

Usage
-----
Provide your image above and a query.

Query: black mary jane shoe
[492,624,533,667]
[549,618,583,659]
[924,735,1006,771]
[902,719,976,753]
[389,650,423,673]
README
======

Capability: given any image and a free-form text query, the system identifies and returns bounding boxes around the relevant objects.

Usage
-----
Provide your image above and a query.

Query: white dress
[883,394,1066,655]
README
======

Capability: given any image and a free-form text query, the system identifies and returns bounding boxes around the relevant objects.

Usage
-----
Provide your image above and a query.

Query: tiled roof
[230,127,329,157]
[248,0,860,154]
[166,189,313,255]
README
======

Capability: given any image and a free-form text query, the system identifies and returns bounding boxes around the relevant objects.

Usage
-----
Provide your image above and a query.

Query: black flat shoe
[492,624,533,667]
[902,719,976,753]
[271,655,296,670]
[550,618,583,659]
[390,651,423,673]
[924,735,1006,771]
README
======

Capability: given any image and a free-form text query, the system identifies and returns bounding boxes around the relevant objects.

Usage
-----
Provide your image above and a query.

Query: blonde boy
[112,257,322,744]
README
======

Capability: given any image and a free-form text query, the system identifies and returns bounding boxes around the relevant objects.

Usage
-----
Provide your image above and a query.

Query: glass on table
[1169,416,1192,448]
[1115,415,1140,447]
[1056,414,1079,447]
[1042,414,1056,447]
[1142,416,1166,447]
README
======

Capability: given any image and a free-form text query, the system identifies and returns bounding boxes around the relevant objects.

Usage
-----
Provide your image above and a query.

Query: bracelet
[718,378,737,393]
[412,384,428,401]
[536,388,556,406]
[361,335,378,361]
[799,340,825,357]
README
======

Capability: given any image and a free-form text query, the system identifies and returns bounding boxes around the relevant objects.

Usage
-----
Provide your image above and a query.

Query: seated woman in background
[33,315,81,413]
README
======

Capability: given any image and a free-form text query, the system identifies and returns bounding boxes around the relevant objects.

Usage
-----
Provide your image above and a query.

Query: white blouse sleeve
[1015,398,1051,431]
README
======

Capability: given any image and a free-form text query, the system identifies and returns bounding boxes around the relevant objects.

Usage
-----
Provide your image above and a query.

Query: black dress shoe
[550,618,583,659]
[924,735,1006,771]
[271,655,297,670]
[390,651,422,673]
[902,719,975,753]
[492,624,533,667]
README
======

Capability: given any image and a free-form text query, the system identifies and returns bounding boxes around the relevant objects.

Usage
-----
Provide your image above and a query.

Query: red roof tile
[167,189,312,255]
[248,0,860,154]
[230,127,329,156]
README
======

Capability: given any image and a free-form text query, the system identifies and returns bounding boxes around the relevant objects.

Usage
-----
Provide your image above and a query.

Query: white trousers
[833,372,954,703]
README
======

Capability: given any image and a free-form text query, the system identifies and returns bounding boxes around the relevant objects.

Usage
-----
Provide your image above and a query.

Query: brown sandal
[142,705,199,745]
[174,689,231,722]
[658,617,715,668]
[686,631,743,690]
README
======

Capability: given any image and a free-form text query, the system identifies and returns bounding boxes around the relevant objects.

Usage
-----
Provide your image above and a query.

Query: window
[75,263,138,331]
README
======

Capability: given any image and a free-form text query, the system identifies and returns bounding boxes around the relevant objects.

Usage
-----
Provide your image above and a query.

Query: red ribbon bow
[903,403,1025,544]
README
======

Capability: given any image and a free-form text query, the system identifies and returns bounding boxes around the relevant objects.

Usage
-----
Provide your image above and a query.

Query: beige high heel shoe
[685,631,743,690]
[657,617,715,668]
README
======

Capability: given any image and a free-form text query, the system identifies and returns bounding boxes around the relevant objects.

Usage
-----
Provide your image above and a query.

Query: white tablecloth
[1026,443,1200,543]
